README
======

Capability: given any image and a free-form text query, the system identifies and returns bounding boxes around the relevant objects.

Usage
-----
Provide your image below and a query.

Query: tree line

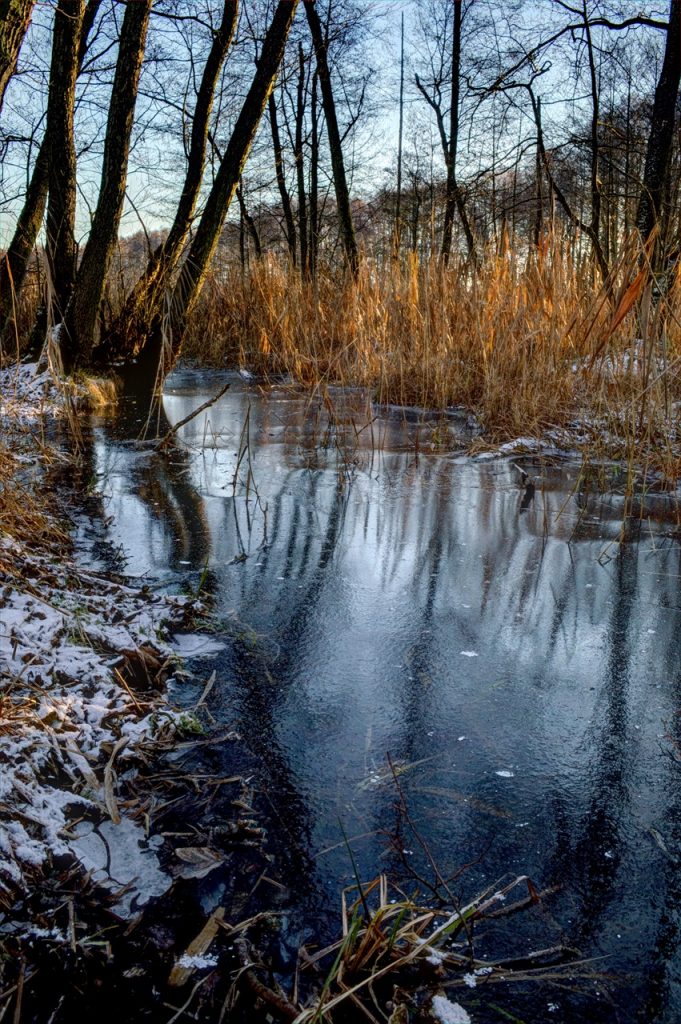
[0,0,679,391]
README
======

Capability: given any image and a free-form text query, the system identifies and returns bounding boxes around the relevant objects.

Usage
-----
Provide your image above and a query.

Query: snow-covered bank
[0,532,197,897]
[0,363,202,912]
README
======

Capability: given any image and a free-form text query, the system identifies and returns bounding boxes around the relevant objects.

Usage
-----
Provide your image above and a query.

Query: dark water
[90,370,681,1022]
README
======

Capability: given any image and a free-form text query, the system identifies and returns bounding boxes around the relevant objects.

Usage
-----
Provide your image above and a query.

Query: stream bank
[3,364,681,1022]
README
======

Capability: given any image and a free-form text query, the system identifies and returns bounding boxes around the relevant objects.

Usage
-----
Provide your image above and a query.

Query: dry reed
[185,234,681,461]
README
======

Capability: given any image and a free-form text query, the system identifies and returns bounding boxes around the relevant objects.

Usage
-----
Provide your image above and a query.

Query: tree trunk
[309,68,319,278]
[64,0,152,369]
[105,0,238,360]
[0,0,35,114]
[295,41,309,278]
[528,86,609,282]
[0,139,48,356]
[45,0,84,318]
[533,96,543,247]
[636,0,681,242]
[394,11,405,256]
[269,90,297,263]
[0,0,101,351]
[303,0,358,275]
[582,1,602,252]
[237,185,262,259]
[167,0,300,357]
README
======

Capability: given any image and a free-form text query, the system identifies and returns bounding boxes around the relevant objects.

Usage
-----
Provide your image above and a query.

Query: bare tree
[166,0,301,359]
[0,0,101,349]
[415,0,476,263]
[108,0,239,359]
[304,0,358,275]
[269,89,298,263]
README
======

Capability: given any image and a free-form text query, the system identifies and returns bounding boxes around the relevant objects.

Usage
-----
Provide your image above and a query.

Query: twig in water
[158,382,231,449]
[387,752,454,904]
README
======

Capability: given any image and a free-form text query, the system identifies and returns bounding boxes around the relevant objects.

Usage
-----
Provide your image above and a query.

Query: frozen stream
[87,370,681,1023]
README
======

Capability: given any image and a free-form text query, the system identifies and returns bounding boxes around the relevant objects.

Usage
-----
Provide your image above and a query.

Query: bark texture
[45,0,85,316]
[441,0,475,262]
[269,91,297,264]
[64,0,152,368]
[151,0,239,277]
[107,0,238,359]
[295,41,309,276]
[636,0,681,241]
[0,0,35,113]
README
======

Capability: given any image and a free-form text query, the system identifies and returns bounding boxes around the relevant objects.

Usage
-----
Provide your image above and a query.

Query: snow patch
[69,818,171,916]
[431,995,472,1024]
[172,632,226,659]
[177,953,219,969]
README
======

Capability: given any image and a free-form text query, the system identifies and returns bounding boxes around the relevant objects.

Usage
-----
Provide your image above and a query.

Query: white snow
[70,818,171,915]
[0,360,65,419]
[459,651,478,658]
[177,953,219,969]
[0,539,195,903]
[172,632,226,658]
[431,995,472,1024]
[498,437,540,453]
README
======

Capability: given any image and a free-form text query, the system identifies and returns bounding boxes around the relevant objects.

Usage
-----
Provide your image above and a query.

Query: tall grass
[184,233,681,450]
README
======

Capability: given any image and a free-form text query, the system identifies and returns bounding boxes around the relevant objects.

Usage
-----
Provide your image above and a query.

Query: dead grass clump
[78,372,120,408]
[0,443,68,552]
[292,873,593,1023]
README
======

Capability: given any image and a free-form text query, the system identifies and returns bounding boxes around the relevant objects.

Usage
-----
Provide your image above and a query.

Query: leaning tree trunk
[0,0,101,350]
[0,0,35,114]
[303,0,358,276]
[105,0,239,361]
[527,85,609,282]
[45,0,85,318]
[166,0,300,363]
[636,0,681,243]
[63,0,152,370]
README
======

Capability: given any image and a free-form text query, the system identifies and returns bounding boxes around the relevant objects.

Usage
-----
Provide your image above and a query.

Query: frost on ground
[0,361,202,915]
[0,533,198,900]
[430,995,472,1024]
[0,360,65,420]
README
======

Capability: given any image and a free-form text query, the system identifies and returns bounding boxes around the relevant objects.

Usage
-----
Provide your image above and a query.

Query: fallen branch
[158,381,230,449]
